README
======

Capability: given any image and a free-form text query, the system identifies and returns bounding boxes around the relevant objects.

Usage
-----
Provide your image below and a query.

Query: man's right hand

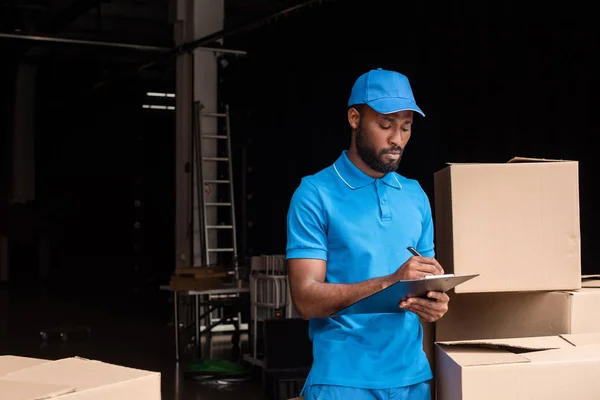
[393,255,444,281]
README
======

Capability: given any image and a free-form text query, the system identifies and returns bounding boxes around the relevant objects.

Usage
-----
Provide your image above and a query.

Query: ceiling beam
[91,0,327,90]
[0,32,247,55]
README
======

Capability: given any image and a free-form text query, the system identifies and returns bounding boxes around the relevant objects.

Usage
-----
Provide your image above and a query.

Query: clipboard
[331,273,479,316]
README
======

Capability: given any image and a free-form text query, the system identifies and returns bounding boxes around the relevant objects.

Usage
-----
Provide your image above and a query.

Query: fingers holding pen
[406,247,444,275]
[396,257,444,281]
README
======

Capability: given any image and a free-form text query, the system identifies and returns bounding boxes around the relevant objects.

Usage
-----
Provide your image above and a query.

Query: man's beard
[355,122,403,174]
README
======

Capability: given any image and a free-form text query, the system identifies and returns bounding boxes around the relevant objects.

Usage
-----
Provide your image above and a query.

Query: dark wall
[223,0,599,274]
[4,0,597,305]
[29,55,175,306]
[0,62,15,206]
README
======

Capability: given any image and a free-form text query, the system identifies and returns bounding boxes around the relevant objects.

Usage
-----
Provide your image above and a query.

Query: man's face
[354,107,414,174]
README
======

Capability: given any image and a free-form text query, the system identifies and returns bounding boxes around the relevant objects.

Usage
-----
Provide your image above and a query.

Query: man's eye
[401,128,409,133]
[380,125,392,129]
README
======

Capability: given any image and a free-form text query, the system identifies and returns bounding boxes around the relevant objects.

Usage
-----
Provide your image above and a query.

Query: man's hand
[393,255,444,281]
[399,291,450,322]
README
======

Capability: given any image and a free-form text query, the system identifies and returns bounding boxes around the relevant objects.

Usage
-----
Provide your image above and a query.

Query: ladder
[192,102,239,277]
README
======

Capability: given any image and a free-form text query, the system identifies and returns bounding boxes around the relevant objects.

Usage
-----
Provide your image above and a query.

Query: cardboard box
[434,157,581,293]
[436,333,600,400]
[0,355,161,399]
[436,288,600,341]
[583,274,600,288]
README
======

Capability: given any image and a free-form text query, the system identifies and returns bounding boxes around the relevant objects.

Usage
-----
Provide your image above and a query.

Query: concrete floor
[0,285,276,400]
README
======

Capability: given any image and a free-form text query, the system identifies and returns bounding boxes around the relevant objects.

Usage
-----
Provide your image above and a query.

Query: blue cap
[347,68,425,116]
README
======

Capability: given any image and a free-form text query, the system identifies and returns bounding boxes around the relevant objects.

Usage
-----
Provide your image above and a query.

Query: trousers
[303,380,431,400]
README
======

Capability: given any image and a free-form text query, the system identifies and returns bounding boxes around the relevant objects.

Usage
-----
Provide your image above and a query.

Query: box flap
[445,157,573,166]
[0,356,52,377]
[436,336,571,367]
[523,343,600,363]
[437,335,581,367]
[560,333,600,347]
[437,335,571,352]
[582,281,600,288]
[436,345,530,367]
[0,379,75,400]
[3,357,158,391]
[565,287,600,295]
[507,156,575,163]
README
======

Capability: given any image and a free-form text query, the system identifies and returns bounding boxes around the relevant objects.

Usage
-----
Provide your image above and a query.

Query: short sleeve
[416,187,435,258]
[286,178,328,261]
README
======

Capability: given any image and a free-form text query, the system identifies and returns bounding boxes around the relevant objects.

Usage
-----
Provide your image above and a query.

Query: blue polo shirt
[286,150,434,389]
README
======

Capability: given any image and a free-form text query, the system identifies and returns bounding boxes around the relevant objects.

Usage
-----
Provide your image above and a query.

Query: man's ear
[348,107,360,130]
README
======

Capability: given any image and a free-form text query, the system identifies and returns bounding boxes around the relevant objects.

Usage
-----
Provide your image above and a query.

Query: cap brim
[367,98,425,117]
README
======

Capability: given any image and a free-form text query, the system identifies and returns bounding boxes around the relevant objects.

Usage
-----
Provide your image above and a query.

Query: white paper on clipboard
[331,273,479,316]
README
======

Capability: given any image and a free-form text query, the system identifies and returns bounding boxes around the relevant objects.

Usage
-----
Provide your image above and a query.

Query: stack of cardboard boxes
[426,157,600,399]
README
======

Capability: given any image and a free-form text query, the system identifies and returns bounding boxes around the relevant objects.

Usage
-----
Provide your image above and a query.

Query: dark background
[1,0,598,310]
[225,1,598,270]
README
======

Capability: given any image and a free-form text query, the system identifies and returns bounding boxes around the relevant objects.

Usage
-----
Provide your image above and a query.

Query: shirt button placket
[376,180,391,221]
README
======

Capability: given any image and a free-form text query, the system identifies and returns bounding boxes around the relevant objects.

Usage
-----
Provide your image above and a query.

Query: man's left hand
[399,291,449,322]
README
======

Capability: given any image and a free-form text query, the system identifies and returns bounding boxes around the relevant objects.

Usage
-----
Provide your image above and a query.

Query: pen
[407,246,422,257]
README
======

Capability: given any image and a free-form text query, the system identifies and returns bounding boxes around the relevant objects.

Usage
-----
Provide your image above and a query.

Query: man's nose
[390,129,407,148]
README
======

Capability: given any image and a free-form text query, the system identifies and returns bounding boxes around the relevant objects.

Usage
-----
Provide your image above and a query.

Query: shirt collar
[333,150,403,190]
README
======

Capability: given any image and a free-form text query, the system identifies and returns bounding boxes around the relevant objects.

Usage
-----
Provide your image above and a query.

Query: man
[285,68,450,400]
